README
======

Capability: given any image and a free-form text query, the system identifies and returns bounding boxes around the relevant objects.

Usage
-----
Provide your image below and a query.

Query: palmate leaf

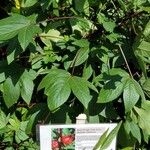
[0,14,41,50]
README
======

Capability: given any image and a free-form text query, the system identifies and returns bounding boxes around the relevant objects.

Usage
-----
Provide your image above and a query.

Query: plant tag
[39,123,117,150]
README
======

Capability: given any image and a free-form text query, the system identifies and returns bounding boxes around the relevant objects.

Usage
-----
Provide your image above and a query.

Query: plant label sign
[39,124,117,150]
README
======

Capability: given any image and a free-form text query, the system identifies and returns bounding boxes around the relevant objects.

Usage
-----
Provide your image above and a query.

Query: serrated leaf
[69,76,92,108]
[3,78,20,108]
[123,79,140,113]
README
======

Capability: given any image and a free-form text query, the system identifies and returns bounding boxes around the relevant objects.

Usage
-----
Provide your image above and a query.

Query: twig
[70,50,81,75]
[42,112,51,124]
[118,45,133,79]
[38,16,78,24]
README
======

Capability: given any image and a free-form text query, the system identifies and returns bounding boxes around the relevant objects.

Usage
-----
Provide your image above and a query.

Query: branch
[118,45,133,79]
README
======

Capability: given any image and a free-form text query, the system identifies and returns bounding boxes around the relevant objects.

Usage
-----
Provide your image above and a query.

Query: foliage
[0,0,150,149]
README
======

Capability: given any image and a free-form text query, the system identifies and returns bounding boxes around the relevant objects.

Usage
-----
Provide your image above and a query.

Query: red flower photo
[51,128,75,150]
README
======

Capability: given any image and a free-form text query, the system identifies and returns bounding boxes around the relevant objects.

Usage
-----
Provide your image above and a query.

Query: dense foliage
[0,0,150,149]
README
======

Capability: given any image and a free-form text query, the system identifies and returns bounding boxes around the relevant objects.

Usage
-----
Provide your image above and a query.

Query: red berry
[61,135,74,145]
[52,140,59,149]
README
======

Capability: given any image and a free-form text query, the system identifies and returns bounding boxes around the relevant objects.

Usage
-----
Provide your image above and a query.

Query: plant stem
[70,50,80,75]
[118,45,133,79]
[38,16,78,24]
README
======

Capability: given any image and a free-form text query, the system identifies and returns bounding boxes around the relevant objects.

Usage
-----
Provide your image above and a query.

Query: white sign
[39,124,117,150]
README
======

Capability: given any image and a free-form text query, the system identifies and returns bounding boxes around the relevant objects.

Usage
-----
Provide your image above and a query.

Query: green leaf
[0,14,41,49]
[0,110,9,129]
[47,76,71,110]
[132,79,146,101]
[103,21,116,33]
[69,76,92,108]
[93,129,109,150]
[143,21,150,39]
[141,100,150,110]
[123,79,140,113]
[20,77,34,105]
[142,79,150,97]
[134,106,150,135]
[0,14,29,41]
[97,68,128,103]
[98,79,124,103]
[38,69,71,110]
[40,29,64,43]
[18,25,41,50]
[74,0,89,15]
[38,69,70,91]
[138,41,150,52]
[83,65,93,80]
[7,38,22,64]
[100,121,122,149]
[124,120,131,134]
[97,13,116,32]
[64,47,89,69]
[9,117,20,131]
[72,39,89,48]
[130,121,141,143]
[3,78,20,108]
[21,0,38,7]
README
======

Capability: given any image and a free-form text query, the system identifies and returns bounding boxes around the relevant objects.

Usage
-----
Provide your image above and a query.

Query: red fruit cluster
[52,140,59,149]
[61,135,74,145]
